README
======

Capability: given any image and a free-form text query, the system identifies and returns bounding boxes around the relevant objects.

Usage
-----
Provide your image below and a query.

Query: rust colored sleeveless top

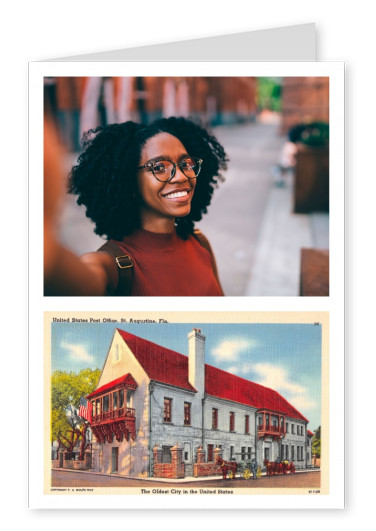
[112,228,223,296]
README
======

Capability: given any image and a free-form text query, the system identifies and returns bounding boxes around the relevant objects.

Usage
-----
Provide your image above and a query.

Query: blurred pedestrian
[80,77,104,139]
[114,77,133,123]
[55,77,83,152]
[271,139,297,187]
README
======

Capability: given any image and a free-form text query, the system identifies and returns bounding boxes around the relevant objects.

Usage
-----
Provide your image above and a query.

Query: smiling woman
[44,117,228,296]
[136,133,199,232]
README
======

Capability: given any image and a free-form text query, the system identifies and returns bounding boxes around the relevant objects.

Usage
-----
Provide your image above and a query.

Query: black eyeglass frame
[138,156,203,182]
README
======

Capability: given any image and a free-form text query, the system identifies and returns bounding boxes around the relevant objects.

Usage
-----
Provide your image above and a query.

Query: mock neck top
[113,228,223,296]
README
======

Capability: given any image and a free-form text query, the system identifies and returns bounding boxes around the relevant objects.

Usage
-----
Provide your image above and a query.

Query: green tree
[312,426,321,458]
[51,368,100,458]
[257,77,282,112]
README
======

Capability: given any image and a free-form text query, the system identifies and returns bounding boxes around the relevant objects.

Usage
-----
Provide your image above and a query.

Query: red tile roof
[116,329,197,392]
[115,329,308,422]
[205,364,308,422]
[87,373,137,399]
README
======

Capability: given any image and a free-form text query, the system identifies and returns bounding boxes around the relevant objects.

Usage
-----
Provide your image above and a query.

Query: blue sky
[51,321,322,431]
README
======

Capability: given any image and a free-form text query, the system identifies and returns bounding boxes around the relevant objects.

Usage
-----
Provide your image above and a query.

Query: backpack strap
[97,230,222,296]
[193,229,223,294]
[97,240,134,296]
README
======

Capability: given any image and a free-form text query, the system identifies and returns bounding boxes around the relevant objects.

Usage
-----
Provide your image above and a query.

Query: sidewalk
[245,173,329,296]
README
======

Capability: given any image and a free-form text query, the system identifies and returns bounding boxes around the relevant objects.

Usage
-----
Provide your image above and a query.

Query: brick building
[280,77,329,135]
[118,76,258,125]
[47,76,258,129]
[87,328,312,478]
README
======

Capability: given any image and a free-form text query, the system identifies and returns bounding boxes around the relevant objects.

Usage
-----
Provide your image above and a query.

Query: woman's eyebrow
[145,153,190,164]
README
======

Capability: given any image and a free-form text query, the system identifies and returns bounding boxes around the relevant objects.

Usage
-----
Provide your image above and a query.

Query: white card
[29,25,345,510]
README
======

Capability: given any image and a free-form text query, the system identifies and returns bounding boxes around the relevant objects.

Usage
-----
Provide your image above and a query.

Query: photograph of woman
[44,75,330,297]
[44,116,227,296]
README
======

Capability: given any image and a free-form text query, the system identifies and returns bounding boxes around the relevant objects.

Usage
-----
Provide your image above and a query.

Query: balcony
[87,373,138,444]
[91,407,136,443]
[257,423,286,439]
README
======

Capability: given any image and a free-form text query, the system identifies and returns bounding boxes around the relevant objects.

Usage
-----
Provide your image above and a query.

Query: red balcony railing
[258,424,286,436]
[91,407,135,425]
[91,406,137,442]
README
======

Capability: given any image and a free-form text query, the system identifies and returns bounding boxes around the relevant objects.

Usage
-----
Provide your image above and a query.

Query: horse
[217,456,238,479]
[264,459,278,475]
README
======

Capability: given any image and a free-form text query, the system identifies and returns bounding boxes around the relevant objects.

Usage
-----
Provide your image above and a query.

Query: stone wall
[63,459,89,471]
[193,446,222,478]
[153,443,185,479]
[193,462,222,477]
[52,450,92,471]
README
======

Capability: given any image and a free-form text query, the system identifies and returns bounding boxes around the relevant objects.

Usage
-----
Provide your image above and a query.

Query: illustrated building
[87,328,312,478]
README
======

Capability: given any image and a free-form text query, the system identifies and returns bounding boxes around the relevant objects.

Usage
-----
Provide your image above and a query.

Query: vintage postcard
[30,310,341,509]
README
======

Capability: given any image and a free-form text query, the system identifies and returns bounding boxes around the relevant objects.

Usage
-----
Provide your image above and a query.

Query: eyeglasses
[138,156,203,182]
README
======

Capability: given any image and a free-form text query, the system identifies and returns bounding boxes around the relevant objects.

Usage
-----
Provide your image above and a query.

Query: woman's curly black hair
[68,116,228,240]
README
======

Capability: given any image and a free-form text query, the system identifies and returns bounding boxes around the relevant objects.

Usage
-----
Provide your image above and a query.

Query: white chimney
[188,328,206,397]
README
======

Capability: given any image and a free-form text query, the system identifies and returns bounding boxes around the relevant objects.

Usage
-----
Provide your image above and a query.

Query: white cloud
[253,363,304,393]
[60,341,94,364]
[288,395,317,411]
[212,337,257,361]
[237,363,254,375]
[252,363,316,411]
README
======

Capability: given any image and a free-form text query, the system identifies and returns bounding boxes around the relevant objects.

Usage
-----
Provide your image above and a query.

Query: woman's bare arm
[44,233,118,295]
[44,118,118,296]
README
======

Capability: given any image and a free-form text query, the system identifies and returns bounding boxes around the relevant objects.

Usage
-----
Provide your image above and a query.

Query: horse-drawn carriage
[216,456,261,480]
[217,456,295,479]
[263,459,296,476]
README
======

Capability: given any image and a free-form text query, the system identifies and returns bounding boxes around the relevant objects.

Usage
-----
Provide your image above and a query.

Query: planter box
[294,143,329,213]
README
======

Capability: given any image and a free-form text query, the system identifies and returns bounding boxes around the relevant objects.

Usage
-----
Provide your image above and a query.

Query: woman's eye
[153,162,168,173]
[182,158,195,170]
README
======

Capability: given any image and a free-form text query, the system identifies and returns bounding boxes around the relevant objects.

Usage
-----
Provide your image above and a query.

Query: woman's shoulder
[95,240,134,296]
[191,229,223,294]
[191,228,213,253]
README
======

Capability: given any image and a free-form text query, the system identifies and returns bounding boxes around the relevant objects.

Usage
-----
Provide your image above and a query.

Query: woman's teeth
[164,191,188,199]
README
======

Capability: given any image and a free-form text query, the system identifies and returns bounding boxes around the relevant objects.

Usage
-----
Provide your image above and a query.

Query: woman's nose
[169,164,187,182]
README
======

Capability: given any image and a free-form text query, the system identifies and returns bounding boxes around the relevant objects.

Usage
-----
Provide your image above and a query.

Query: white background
[2,0,370,527]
